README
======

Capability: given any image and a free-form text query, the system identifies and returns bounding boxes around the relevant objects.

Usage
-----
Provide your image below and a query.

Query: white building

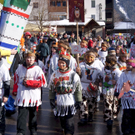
[84,0,105,21]
[29,0,48,21]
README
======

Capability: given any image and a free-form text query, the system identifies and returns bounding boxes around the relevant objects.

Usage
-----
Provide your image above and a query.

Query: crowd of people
[0,31,135,135]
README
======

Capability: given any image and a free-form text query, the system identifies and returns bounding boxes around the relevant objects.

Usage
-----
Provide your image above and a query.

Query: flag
[10,0,31,10]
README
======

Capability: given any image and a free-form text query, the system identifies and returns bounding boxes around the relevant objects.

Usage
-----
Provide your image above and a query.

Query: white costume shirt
[98,49,108,64]
[13,64,47,107]
[0,60,10,100]
[49,69,82,116]
[101,68,121,95]
[79,61,102,98]
[117,71,135,109]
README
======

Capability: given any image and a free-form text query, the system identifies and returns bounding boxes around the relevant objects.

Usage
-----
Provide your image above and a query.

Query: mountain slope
[114,0,135,23]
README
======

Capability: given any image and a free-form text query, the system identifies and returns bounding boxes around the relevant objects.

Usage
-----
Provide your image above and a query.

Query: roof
[29,18,105,27]
[114,21,135,30]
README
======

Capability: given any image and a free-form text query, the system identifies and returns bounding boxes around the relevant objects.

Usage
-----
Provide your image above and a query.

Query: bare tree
[30,0,50,32]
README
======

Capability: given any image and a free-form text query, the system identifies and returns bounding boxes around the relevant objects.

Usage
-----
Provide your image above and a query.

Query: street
[5,82,123,135]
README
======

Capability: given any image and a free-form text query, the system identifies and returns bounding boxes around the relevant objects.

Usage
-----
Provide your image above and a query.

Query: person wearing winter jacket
[38,37,50,64]
[88,38,93,49]
[24,32,32,52]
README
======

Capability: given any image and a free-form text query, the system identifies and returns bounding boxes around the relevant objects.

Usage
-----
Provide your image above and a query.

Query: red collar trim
[22,65,36,69]
[27,65,36,69]
[59,69,71,74]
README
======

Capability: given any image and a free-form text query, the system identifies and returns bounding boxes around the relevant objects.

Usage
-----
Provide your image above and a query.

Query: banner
[69,0,84,22]
[0,0,32,68]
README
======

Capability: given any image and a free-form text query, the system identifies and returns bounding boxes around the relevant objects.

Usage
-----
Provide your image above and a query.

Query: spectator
[88,38,93,48]
[38,37,50,64]
[24,32,32,51]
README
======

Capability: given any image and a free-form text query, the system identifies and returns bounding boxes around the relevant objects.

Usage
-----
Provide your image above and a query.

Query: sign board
[69,0,84,22]
[71,44,81,54]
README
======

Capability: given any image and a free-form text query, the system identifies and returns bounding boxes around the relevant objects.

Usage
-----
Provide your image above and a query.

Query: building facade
[49,0,68,20]
[84,0,106,21]
[29,0,49,21]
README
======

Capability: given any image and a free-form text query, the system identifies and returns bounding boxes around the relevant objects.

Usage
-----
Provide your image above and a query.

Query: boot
[88,112,93,122]
[78,118,87,126]
[107,119,113,130]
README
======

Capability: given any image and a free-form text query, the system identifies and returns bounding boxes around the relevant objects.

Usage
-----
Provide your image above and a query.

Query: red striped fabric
[3,7,29,19]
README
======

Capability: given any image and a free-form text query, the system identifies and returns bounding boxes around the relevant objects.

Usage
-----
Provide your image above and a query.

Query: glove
[75,101,81,109]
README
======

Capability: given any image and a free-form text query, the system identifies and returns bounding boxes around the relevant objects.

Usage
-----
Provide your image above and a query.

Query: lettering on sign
[71,45,81,54]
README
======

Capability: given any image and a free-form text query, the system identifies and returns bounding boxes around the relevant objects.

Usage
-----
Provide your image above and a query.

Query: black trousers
[17,106,37,135]
[121,109,135,134]
[60,113,74,135]
[40,56,47,64]
[0,106,6,134]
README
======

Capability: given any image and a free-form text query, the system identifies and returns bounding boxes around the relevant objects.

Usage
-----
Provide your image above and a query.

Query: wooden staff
[76,22,80,67]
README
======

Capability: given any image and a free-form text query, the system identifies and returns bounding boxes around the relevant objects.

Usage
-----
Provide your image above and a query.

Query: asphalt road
[5,82,123,135]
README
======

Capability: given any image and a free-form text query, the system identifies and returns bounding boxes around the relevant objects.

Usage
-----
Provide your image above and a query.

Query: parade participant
[69,33,75,43]
[108,47,116,57]
[49,54,82,135]
[96,35,103,50]
[12,51,46,135]
[44,42,58,75]
[48,40,77,83]
[76,49,102,125]
[0,56,10,135]
[117,58,135,135]
[100,55,121,129]
[98,42,108,64]
[61,33,68,41]
[116,45,122,60]
[117,48,128,71]
[80,40,89,56]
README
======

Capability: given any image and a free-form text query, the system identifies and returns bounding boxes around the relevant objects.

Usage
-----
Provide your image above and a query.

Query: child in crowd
[80,40,89,56]
[115,45,122,60]
[49,54,82,135]
[98,42,108,65]
[117,58,135,135]
[117,48,129,71]
[12,52,46,135]
[76,49,102,125]
[48,40,77,82]
[100,55,121,129]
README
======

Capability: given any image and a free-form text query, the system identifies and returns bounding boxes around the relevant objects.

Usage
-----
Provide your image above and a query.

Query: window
[91,0,95,8]
[63,1,66,6]
[50,1,55,6]
[57,1,61,6]
[33,2,38,8]
[34,16,38,20]
[59,15,66,20]
[91,14,95,20]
